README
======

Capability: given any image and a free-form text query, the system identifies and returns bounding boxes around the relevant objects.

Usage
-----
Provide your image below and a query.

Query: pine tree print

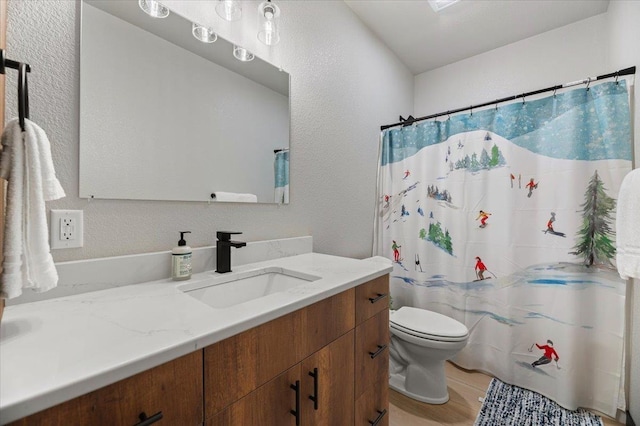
[489,144,500,167]
[424,222,453,255]
[570,170,617,266]
[443,230,453,255]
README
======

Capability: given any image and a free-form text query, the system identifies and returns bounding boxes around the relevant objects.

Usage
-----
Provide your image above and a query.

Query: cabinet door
[300,330,354,425]
[9,351,203,426]
[355,309,389,424]
[302,288,354,357]
[355,275,389,325]
[204,289,354,419]
[204,308,305,417]
[205,364,301,426]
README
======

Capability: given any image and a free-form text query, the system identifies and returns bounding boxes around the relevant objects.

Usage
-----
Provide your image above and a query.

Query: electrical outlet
[50,210,84,249]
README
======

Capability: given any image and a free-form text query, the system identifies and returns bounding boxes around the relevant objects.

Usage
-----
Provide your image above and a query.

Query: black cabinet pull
[369,344,387,359]
[134,411,163,426]
[290,380,300,426]
[368,409,387,426]
[308,368,319,410]
[368,293,387,304]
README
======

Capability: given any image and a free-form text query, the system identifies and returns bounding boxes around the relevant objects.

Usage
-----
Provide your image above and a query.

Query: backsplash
[8,236,312,305]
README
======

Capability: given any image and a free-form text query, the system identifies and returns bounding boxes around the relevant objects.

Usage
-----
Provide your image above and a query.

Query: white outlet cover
[50,210,84,249]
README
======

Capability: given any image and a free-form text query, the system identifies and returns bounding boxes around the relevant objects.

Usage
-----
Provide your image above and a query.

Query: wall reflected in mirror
[80,1,290,203]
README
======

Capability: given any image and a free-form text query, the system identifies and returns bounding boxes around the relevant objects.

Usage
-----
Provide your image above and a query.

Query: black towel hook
[18,62,29,132]
[0,49,32,132]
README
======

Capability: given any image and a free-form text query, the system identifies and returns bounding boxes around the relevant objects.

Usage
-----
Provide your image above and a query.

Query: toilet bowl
[389,306,469,404]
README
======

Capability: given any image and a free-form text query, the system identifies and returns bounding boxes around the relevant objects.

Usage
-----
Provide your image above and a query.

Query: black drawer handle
[369,344,387,359]
[368,409,387,426]
[308,368,319,410]
[368,293,387,304]
[134,411,163,426]
[290,380,300,426]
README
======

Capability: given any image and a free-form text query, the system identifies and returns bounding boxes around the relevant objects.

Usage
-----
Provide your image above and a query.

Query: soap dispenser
[172,231,192,281]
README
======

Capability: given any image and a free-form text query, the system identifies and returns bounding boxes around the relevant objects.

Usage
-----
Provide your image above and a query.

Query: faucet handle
[217,231,243,241]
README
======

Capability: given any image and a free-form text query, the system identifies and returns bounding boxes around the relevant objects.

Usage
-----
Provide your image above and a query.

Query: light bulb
[192,23,217,43]
[138,0,170,18]
[216,0,242,21]
[233,45,255,62]
[258,1,281,46]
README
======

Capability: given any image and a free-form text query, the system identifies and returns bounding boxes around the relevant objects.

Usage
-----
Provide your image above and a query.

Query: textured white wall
[414,8,640,418]
[414,14,610,115]
[5,0,413,260]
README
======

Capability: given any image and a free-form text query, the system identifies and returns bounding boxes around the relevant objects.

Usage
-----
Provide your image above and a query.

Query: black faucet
[216,231,247,273]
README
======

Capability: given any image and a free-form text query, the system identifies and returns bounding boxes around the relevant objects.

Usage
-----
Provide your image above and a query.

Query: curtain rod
[380,66,636,131]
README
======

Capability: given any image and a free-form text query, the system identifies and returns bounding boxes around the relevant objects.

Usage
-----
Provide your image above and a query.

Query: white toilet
[389,306,469,404]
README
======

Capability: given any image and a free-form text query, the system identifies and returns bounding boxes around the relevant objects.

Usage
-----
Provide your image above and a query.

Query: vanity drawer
[9,351,203,426]
[355,275,389,325]
[355,309,389,401]
[355,384,389,426]
[204,289,354,418]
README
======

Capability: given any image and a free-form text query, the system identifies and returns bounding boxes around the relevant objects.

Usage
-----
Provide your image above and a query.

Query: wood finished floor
[389,362,623,426]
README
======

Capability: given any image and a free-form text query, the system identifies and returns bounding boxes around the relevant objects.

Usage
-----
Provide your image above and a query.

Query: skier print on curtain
[374,80,632,417]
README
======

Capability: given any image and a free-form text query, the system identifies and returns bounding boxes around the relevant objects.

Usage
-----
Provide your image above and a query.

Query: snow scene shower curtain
[374,80,633,416]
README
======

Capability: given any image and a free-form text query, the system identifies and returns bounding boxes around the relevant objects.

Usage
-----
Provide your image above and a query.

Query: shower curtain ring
[447,111,451,121]
[615,72,619,85]
[521,94,525,104]
[553,88,557,98]
[585,77,591,91]
[470,106,473,116]
[495,101,498,111]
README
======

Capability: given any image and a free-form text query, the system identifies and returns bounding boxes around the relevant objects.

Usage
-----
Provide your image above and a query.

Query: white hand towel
[212,192,258,203]
[0,118,66,299]
[616,168,640,279]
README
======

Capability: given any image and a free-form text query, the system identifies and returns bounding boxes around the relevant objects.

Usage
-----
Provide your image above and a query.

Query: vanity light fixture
[138,0,170,18]
[257,0,281,46]
[192,23,217,43]
[233,45,255,62]
[216,0,242,21]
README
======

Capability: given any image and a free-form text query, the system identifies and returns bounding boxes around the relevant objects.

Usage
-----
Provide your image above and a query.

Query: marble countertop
[0,253,392,424]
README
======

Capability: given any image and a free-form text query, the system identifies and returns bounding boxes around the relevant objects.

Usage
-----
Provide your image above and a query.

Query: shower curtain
[374,80,633,416]
[274,150,289,204]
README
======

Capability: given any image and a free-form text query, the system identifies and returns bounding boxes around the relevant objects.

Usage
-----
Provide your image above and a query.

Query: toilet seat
[390,307,468,342]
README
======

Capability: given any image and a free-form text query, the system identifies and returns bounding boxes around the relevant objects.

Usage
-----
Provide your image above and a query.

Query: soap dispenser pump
[172,231,192,281]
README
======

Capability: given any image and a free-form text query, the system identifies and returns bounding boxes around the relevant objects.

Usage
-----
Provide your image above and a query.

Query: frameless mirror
[80,1,290,203]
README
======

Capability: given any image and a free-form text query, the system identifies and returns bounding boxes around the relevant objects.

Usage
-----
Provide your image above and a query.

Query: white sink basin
[179,267,321,309]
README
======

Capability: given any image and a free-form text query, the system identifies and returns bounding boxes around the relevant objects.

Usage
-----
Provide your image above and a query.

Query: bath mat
[474,378,603,426]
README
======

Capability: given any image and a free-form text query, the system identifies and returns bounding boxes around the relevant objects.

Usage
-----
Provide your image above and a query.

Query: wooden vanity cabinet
[208,331,356,426]
[203,289,355,418]
[205,275,390,426]
[355,275,390,426]
[9,275,389,426]
[8,350,203,426]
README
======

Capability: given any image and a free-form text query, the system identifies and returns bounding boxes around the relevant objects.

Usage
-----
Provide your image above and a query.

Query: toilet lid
[390,307,468,340]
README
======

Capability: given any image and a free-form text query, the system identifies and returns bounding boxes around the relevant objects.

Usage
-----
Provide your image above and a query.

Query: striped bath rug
[474,379,603,425]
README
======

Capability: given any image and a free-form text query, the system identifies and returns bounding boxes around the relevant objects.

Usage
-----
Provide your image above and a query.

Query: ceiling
[344,0,610,75]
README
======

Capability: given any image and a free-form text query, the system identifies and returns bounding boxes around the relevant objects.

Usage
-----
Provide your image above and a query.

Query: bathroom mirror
[79,1,290,203]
